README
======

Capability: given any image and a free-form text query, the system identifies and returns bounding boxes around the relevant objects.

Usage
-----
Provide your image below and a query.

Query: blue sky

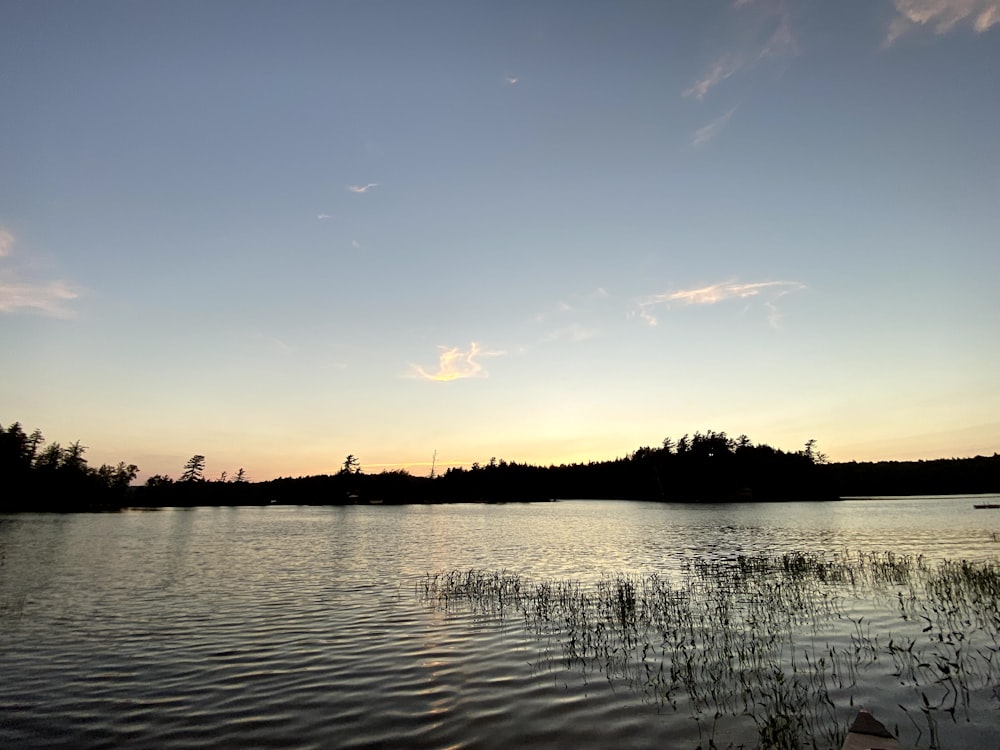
[2,0,998,482]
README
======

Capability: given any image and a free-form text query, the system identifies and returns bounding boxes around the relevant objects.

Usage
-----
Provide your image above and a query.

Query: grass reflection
[419,552,1000,750]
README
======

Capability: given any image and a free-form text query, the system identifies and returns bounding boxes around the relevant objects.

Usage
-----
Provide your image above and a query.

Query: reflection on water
[1,497,998,749]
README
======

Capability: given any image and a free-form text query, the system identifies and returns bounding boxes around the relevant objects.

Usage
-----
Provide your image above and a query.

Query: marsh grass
[419,552,1000,749]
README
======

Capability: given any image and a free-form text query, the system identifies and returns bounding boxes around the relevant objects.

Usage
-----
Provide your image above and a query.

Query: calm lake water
[2,496,999,749]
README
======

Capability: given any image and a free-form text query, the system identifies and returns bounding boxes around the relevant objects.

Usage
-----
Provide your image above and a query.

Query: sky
[1,0,998,483]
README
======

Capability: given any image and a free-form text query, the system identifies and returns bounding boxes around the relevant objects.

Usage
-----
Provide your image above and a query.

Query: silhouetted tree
[5,417,996,509]
[802,439,828,465]
[34,442,63,473]
[96,462,138,492]
[180,455,206,482]
[1,421,143,510]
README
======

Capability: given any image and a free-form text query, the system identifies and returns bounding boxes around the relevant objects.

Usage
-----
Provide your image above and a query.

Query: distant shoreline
[4,422,998,512]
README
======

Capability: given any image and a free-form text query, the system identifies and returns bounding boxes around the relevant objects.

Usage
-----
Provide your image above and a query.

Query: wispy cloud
[317,213,331,220]
[764,300,785,328]
[635,279,805,326]
[253,332,295,353]
[684,1,798,100]
[692,107,737,146]
[351,239,361,249]
[0,279,79,317]
[505,76,519,85]
[347,183,379,193]
[528,287,614,348]
[412,342,505,382]
[0,228,80,317]
[531,300,571,324]
[684,56,743,100]
[0,229,13,257]
[759,9,798,58]
[532,287,612,325]
[542,323,599,343]
[886,0,1000,43]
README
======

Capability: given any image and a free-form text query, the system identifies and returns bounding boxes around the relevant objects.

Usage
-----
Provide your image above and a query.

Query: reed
[419,552,1000,749]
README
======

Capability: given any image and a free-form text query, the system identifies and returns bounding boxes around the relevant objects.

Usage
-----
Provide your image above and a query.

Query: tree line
[2,421,998,511]
[1,421,137,511]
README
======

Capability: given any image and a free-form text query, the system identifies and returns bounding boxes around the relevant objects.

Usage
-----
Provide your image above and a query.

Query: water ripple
[2,499,998,748]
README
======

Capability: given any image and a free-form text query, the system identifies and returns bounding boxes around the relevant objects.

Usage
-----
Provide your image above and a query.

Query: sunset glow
[1,1,997,482]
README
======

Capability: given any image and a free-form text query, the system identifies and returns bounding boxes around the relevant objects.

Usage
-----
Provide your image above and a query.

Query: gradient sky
[2,0,998,482]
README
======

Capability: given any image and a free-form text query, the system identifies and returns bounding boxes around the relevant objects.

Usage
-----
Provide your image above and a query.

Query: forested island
[2,420,998,512]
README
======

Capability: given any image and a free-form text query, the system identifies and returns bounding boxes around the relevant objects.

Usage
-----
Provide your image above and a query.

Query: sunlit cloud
[667,279,803,305]
[317,213,331,220]
[980,4,1000,28]
[412,342,505,382]
[635,279,805,326]
[0,228,79,317]
[347,183,378,193]
[886,0,1000,43]
[692,108,736,146]
[505,76,519,85]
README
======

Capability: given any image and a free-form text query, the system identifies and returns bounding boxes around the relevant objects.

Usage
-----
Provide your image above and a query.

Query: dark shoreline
[4,421,998,512]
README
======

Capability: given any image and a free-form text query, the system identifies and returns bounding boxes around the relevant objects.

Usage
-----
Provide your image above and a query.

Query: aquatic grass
[419,552,1000,749]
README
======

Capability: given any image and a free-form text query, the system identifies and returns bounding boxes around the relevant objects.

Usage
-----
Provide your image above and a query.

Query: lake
[2,496,999,749]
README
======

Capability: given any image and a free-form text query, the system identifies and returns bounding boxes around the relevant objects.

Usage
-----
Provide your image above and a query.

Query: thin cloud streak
[683,1,797,100]
[760,10,798,58]
[636,279,805,326]
[0,279,79,317]
[251,332,295,353]
[0,229,13,257]
[412,342,505,382]
[532,287,610,325]
[667,280,802,305]
[684,56,742,100]
[692,108,736,146]
[542,323,599,344]
[0,227,79,317]
[887,0,1000,43]
[347,183,379,193]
